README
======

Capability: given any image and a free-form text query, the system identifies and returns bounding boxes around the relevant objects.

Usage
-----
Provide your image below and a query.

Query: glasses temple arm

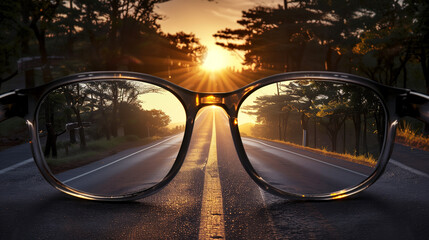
[398,91,429,124]
[0,90,28,122]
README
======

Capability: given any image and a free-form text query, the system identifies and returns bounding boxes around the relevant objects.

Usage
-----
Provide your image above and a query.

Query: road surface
[56,134,183,196]
[242,137,374,195]
[1,107,429,239]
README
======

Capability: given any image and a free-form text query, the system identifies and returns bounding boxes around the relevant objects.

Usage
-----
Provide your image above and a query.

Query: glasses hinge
[396,91,429,123]
[0,90,28,122]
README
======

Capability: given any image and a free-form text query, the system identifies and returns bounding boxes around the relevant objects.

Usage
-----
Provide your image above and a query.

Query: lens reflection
[238,80,386,195]
[37,80,186,196]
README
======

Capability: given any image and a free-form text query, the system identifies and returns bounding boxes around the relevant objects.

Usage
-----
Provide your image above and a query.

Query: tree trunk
[420,48,429,135]
[110,113,118,138]
[278,113,282,140]
[324,117,346,153]
[107,0,120,70]
[373,110,385,150]
[331,130,338,152]
[282,112,289,141]
[325,46,342,71]
[20,1,35,88]
[44,126,57,158]
[352,112,361,155]
[64,86,87,148]
[29,24,53,83]
[301,113,309,146]
[403,63,407,89]
[363,112,368,153]
[343,120,346,154]
[100,107,111,140]
[66,111,77,144]
[276,82,282,140]
[67,0,74,57]
[74,109,86,149]
[43,97,57,158]
[313,119,317,148]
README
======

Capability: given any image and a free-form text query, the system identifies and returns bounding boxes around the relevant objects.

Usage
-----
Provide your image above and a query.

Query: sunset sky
[156,0,283,70]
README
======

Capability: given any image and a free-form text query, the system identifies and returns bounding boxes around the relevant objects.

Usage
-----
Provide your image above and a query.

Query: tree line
[0,0,205,86]
[1,0,428,140]
[241,80,385,157]
[215,0,429,93]
[39,80,175,158]
[215,0,428,134]
[1,0,427,92]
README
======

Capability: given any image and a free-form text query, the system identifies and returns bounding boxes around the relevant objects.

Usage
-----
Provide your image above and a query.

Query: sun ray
[201,47,229,72]
[151,52,253,92]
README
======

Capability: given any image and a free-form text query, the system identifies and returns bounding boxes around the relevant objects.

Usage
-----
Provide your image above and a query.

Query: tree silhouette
[38,80,174,159]
[241,80,385,156]
[215,2,320,71]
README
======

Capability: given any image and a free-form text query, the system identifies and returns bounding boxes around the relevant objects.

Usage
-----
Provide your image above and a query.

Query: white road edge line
[258,187,279,238]
[195,107,211,122]
[244,138,368,177]
[390,159,429,178]
[63,135,179,184]
[0,158,33,175]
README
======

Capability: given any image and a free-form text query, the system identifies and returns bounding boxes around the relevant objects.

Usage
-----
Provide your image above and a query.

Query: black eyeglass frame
[1,71,428,201]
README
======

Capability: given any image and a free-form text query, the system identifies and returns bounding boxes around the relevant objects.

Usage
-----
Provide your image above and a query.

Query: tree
[51,0,82,58]
[104,0,166,69]
[62,84,88,149]
[315,85,350,152]
[0,0,206,86]
[85,81,161,138]
[242,80,322,146]
[26,0,61,82]
[1,0,61,85]
[241,93,293,141]
[120,104,171,138]
[214,1,383,73]
[86,82,113,140]
[241,80,386,155]
[405,0,429,134]
[408,0,429,95]
[215,2,320,71]
[39,92,68,158]
[311,0,374,72]
[166,32,206,68]
[0,1,21,77]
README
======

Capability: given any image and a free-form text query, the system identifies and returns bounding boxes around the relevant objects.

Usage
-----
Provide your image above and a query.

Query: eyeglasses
[1,71,428,201]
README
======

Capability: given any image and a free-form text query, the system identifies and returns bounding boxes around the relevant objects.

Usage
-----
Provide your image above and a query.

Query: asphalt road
[56,134,183,196]
[242,137,373,195]
[1,107,429,239]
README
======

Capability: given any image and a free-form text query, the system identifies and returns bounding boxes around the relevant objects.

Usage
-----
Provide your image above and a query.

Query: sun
[201,48,229,71]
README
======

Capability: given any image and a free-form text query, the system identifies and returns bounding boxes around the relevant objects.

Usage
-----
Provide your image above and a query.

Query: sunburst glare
[201,48,229,71]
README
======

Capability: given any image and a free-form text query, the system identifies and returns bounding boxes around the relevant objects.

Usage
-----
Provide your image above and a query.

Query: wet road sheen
[1,107,429,239]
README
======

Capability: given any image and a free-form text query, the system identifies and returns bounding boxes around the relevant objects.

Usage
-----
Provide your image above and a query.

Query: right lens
[238,79,386,196]
[36,80,186,197]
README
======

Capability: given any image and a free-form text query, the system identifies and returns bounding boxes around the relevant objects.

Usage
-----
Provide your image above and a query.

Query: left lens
[37,80,186,197]
[237,79,386,196]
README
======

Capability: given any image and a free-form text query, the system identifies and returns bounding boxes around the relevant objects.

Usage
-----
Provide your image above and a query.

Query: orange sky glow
[156,0,283,72]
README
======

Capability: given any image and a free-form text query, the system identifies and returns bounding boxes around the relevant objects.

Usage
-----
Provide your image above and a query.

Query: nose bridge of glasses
[194,93,237,120]
[196,94,224,106]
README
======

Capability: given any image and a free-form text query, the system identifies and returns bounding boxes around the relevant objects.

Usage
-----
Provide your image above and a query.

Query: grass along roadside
[250,137,377,167]
[395,123,429,151]
[46,135,162,173]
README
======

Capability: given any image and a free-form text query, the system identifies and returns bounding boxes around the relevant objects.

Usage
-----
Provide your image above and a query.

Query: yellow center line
[199,108,225,240]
